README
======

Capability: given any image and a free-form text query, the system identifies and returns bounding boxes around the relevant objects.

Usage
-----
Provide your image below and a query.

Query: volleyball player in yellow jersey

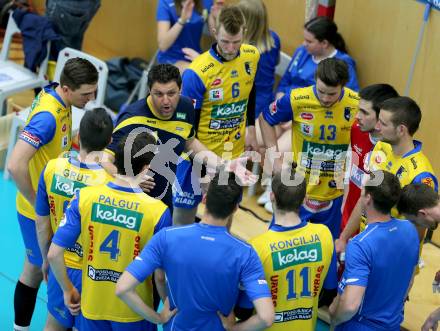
[35,108,113,330]
[172,5,260,225]
[337,96,437,250]
[48,131,175,331]
[249,167,336,331]
[7,58,98,331]
[260,58,359,240]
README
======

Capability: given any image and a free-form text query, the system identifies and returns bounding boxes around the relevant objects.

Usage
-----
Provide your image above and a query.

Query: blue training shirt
[277,45,359,94]
[336,218,419,330]
[126,223,271,331]
[156,0,213,64]
[255,30,281,118]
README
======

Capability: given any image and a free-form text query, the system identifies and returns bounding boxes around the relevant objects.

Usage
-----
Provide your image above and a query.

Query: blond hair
[215,5,246,35]
[237,0,274,53]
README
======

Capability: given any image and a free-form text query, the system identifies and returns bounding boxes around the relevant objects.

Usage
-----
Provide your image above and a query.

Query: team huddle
[7,3,439,331]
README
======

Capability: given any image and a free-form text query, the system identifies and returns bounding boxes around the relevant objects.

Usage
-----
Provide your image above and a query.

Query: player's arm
[219,248,274,330]
[335,199,362,254]
[422,307,440,331]
[329,285,365,327]
[219,297,274,331]
[117,230,176,324]
[259,94,293,171]
[341,144,353,213]
[47,192,82,315]
[185,137,222,171]
[7,139,38,205]
[34,168,52,281]
[101,150,117,176]
[154,268,167,301]
[7,112,56,206]
[245,84,257,152]
[116,271,176,324]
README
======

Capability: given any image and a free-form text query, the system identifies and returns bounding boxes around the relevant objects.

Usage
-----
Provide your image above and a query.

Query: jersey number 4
[286,266,312,300]
[99,230,121,261]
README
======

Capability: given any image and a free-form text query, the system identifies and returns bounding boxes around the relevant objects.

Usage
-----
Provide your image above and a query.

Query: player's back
[40,156,112,269]
[77,182,169,322]
[340,219,419,329]
[250,221,335,331]
[159,223,259,331]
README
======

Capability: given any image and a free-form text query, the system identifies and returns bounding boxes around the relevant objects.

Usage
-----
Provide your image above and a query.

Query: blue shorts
[79,316,156,331]
[17,212,43,267]
[299,196,343,239]
[47,267,82,328]
[172,158,203,209]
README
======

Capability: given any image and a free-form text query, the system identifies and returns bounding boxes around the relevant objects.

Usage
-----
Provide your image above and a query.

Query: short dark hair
[271,166,306,213]
[205,172,242,219]
[379,96,421,136]
[364,171,402,214]
[304,16,347,53]
[114,131,156,176]
[79,108,113,153]
[147,64,182,91]
[315,58,349,87]
[359,84,399,117]
[216,5,245,35]
[397,183,439,216]
[59,58,98,90]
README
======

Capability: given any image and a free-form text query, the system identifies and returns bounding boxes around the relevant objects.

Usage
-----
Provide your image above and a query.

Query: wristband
[177,17,186,25]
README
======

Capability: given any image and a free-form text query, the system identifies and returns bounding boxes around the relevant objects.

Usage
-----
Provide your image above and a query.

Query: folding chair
[0,11,50,116]
[4,47,109,179]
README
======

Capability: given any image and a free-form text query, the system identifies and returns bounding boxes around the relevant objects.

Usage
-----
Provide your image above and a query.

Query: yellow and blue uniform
[250,222,336,331]
[360,140,438,232]
[35,157,112,328]
[17,83,71,266]
[52,182,171,330]
[174,44,260,209]
[106,95,195,210]
[263,86,359,239]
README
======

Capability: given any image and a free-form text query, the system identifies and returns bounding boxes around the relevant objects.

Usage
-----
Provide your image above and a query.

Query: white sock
[13,324,30,331]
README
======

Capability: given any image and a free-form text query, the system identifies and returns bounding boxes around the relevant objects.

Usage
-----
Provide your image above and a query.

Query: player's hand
[217,310,236,331]
[335,237,347,254]
[422,315,439,331]
[226,157,258,186]
[211,0,225,18]
[159,297,178,324]
[245,126,258,152]
[182,47,200,61]
[64,287,81,315]
[42,259,49,283]
[181,0,195,21]
[139,174,155,193]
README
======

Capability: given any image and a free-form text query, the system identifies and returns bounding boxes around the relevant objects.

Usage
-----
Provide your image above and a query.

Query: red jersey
[341,121,376,231]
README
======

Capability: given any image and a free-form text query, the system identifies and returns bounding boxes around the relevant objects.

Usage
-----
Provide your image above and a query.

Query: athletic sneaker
[257,190,271,205]
[264,201,273,213]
